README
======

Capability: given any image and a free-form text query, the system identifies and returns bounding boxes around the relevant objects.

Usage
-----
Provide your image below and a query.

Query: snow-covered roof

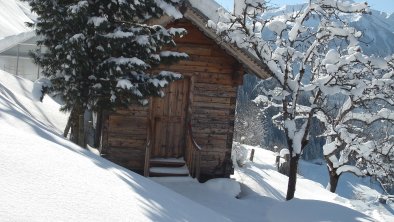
[188,0,222,22]
[0,0,36,53]
[0,0,34,40]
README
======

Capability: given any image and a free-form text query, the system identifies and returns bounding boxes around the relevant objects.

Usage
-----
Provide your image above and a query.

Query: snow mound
[204,178,241,198]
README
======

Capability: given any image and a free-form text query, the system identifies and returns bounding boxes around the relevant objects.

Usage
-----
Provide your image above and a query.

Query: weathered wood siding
[102,105,149,172]
[102,19,243,177]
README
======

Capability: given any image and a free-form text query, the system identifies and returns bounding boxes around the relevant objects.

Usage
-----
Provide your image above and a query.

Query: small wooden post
[16,44,20,75]
[249,149,255,162]
[78,114,85,147]
[37,46,41,79]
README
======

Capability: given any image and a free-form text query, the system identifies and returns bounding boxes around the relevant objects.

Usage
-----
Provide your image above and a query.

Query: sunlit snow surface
[0,64,393,221]
[157,144,393,222]
[0,70,228,221]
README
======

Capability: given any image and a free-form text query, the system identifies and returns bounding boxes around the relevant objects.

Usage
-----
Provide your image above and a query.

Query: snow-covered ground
[0,69,392,221]
[0,70,228,221]
[157,144,394,222]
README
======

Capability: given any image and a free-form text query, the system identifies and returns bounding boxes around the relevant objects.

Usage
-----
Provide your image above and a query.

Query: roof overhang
[149,1,272,80]
[182,5,271,79]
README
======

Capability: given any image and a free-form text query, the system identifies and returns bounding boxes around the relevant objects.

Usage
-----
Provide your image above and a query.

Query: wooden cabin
[99,1,271,181]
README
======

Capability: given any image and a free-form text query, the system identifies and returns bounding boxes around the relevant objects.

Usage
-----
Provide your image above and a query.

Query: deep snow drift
[0,70,228,221]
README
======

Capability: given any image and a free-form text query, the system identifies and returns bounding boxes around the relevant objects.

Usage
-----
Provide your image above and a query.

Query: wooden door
[151,78,190,158]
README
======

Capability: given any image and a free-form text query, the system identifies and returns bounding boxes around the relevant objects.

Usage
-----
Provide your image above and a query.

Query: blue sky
[215,0,394,14]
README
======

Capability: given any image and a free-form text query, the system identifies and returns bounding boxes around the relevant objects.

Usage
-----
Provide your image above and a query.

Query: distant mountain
[264,4,394,56]
[352,10,394,56]
[238,4,394,159]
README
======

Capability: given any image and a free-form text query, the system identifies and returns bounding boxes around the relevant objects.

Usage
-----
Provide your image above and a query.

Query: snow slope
[0,70,228,221]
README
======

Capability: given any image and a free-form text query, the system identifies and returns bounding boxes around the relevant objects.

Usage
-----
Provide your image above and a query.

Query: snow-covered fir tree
[25,0,187,143]
[209,0,393,200]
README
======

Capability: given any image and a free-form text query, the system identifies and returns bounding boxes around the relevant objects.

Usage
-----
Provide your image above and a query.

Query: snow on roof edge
[188,0,223,22]
[0,31,35,53]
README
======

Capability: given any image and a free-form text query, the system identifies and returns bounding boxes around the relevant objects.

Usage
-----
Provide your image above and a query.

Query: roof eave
[147,2,272,79]
[183,7,271,79]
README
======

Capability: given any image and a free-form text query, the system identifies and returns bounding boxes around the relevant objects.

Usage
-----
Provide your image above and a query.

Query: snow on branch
[102,57,150,68]
[343,108,394,125]
[154,0,183,19]
[336,165,363,176]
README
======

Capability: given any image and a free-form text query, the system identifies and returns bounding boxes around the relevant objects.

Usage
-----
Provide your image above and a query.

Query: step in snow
[150,157,186,167]
[150,176,194,183]
[149,165,189,176]
[150,157,185,164]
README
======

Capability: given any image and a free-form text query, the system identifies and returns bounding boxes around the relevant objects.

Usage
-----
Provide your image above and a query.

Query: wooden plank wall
[102,105,149,172]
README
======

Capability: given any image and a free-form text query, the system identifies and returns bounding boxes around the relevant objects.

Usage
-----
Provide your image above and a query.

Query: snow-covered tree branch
[207,0,394,199]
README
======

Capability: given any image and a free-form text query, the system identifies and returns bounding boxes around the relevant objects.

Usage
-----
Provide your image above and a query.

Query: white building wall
[0,55,41,81]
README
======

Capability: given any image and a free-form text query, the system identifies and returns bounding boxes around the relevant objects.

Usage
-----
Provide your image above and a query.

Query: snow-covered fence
[232,143,259,167]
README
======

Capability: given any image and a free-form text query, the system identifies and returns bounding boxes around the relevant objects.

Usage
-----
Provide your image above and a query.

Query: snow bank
[0,70,228,221]
[204,178,241,198]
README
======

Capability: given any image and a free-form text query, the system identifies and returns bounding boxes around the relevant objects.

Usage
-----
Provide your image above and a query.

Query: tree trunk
[328,169,340,193]
[324,154,340,193]
[78,114,85,147]
[63,105,83,144]
[286,155,300,200]
[69,111,80,144]
[94,109,103,148]
[63,116,72,138]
